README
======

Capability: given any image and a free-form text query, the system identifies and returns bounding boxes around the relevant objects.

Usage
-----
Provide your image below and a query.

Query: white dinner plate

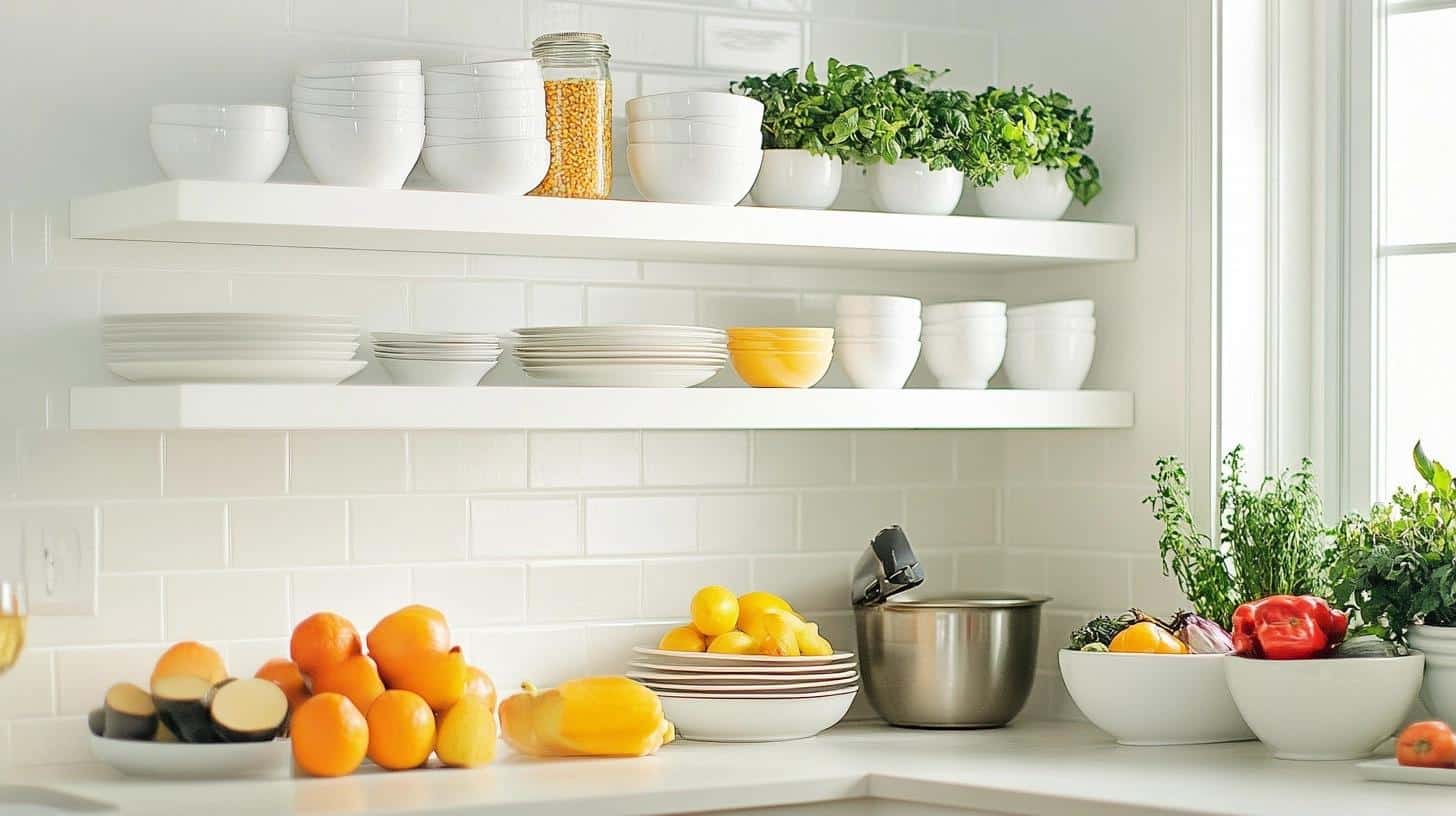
[374,342,501,350]
[521,365,718,387]
[106,312,357,325]
[514,342,726,352]
[108,359,368,384]
[105,340,360,353]
[636,677,858,692]
[628,668,859,683]
[514,324,724,336]
[517,357,725,367]
[105,328,361,341]
[1357,758,1456,786]
[629,660,858,675]
[107,350,360,362]
[514,336,726,347]
[632,647,856,665]
[514,350,727,360]
[89,734,290,780]
[372,331,499,342]
[656,686,859,700]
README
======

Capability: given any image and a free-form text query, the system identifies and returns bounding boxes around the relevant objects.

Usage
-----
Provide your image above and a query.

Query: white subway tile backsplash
[529,431,640,488]
[470,626,586,691]
[638,72,741,96]
[580,5,697,65]
[583,621,673,675]
[413,563,526,626]
[164,432,285,498]
[100,269,232,315]
[953,548,1007,592]
[471,255,638,282]
[855,431,955,484]
[409,0,524,48]
[102,501,226,572]
[351,496,469,563]
[229,498,346,568]
[471,496,581,558]
[809,21,903,73]
[20,431,160,499]
[703,16,803,71]
[0,650,54,719]
[750,553,851,613]
[527,561,641,621]
[641,557,751,618]
[230,276,409,333]
[1003,486,1158,553]
[28,575,163,647]
[586,287,696,325]
[1129,556,1188,614]
[527,284,586,327]
[643,431,748,486]
[904,30,997,91]
[410,430,527,493]
[164,571,291,641]
[293,0,406,37]
[1004,551,1047,595]
[698,493,796,553]
[698,291,799,329]
[55,645,163,716]
[291,567,412,634]
[904,487,996,549]
[1046,553,1129,612]
[586,496,697,555]
[9,717,88,767]
[226,639,291,677]
[800,489,902,551]
[412,280,527,334]
[289,431,407,495]
[752,431,851,485]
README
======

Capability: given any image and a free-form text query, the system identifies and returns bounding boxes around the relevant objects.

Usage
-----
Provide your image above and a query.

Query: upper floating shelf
[69,181,1137,271]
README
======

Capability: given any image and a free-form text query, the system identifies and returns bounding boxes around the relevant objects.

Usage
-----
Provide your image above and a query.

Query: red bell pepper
[1231,595,1349,660]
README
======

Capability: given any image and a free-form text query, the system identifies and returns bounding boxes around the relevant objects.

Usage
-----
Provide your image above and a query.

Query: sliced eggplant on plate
[151,674,217,743]
[207,678,288,743]
[88,707,106,737]
[102,682,159,741]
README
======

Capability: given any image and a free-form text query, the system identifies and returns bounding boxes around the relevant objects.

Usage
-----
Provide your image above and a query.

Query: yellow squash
[499,676,675,758]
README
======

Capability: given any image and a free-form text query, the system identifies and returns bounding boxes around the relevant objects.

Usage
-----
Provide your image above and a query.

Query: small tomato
[1397,721,1456,768]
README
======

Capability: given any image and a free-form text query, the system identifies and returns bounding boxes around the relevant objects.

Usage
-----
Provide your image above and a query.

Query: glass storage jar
[530,32,612,199]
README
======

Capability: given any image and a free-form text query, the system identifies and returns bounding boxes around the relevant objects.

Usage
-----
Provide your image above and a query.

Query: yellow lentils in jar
[530,32,612,199]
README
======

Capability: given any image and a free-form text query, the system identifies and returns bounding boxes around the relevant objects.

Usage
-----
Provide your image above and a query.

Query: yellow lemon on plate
[690,586,739,637]
[707,631,756,654]
[658,625,707,652]
[737,591,795,639]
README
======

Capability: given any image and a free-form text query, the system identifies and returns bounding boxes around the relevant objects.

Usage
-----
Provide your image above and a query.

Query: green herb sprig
[971,86,1101,204]
[729,59,875,162]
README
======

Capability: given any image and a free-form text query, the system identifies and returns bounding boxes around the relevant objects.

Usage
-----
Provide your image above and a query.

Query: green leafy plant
[970,86,1101,204]
[1144,446,1330,629]
[1331,442,1456,644]
[729,59,875,162]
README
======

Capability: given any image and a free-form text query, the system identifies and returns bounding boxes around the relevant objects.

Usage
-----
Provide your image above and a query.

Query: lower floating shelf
[69,386,1134,430]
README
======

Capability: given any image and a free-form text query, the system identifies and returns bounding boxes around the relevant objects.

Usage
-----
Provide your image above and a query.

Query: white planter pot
[750,149,843,209]
[868,159,964,215]
[1407,624,1456,721]
[973,165,1075,220]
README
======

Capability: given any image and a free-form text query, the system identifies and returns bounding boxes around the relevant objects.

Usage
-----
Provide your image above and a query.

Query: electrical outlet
[18,506,97,615]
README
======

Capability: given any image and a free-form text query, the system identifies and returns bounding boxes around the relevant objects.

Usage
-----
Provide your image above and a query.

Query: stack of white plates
[103,313,365,384]
[629,647,858,742]
[512,325,728,387]
[371,331,501,386]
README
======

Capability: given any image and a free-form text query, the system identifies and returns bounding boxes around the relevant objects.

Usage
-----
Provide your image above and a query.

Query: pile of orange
[252,605,498,777]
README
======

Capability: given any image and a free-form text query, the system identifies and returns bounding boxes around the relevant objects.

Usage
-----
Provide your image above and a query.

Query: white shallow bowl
[1059,651,1253,746]
[869,159,964,215]
[974,165,1075,220]
[90,735,290,780]
[628,143,763,206]
[1225,654,1424,760]
[835,338,921,389]
[629,668,859,683]
[297,58,421,79]
[921,317,1007,337]
[295,74,424,93]
[833,314,922,339]
[421,138,549,195]
[108,359,367,385]
[750,149,843,210]
[1007,300,1095,318]
[626,91,764,124]
[660,690,855,742]
[291,85,423,107]
[427,59,541,80]
[1407,624,1456,722]
[520,364,719,388]
[149,123,289,183]
[628,118,761,147]
[425,115,546,140]
[292,112,423,189]
[378,357,496,386]
[151,104,286,131]
[835,295,922,319]
[924,330,1006,389]
[291,100,423,122]
[631,660,855,676]
[924,301,1006,323]
[642,676,858,693]
[1002,330,1094,389]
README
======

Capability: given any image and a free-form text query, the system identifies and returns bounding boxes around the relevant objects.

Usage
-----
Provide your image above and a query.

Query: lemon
[658,625,707,652]
[707,631,756,654]
[737,591,795,639]
[758,610,801,656]
[795,621,834,657]
[689,586,739,637]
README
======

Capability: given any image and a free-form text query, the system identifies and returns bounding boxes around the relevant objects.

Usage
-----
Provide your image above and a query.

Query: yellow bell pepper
[1108,621,1190,654]
[499,676,675,758]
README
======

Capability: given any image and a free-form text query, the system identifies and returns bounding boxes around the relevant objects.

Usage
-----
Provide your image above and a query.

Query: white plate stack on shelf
[834,295,923,389]
[629,647,858,742]
[1004,299,1096,389]
[512,325,727,387]
[626,92,765,205]
[371,331,501,386]
[292,59,424,189]
[149,104,289,182]
[921,301,1008,389]
[421,59,548,195]
[103,313,365,384]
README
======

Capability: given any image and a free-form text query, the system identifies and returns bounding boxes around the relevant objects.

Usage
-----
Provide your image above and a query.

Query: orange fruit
[255,657,311,712]
[366,690,436,770]
[463,665,497,712]
[291,692,368,777]
[311,654,385,716]
[435,694,497,768]
[150,641,226,689]
[387,646,466,712]
[367,605,449,685]
[291,612,362,679]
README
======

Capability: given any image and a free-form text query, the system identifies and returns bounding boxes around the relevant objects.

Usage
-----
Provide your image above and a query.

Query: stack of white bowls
[103,313,365,384]
[512,325,727,387]
[921,301,1007,389]
[626,92,764,205]
[149,104,289,182]
[422,60,549,195]
[292,59,424,189]
[372,331,501,386]
[629,646,858,742]
[833,295,922,389]
[1004,300,1096,389]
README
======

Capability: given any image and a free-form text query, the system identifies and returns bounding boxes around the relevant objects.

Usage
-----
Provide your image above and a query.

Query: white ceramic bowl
[833,314,922,339]
[974,165,1075,220]
[291,100,423,122]
[421,138,550,195]
[1007,300,1095,318]
[626,91,764,124]
[297,58,421,79]
[378,357,497,386]
[425,132,548,149]
[90,735,290,780]
[1007,315,1097,332]
[1405,625,1456,723]
[750,149,844,210]
[425,115,546,140]
[923,301,1006,323]
[1225,654,1424,760]
[424,88,545,119]
[923,329,1006,389]
[836,338,921,389]
[148,123,289,183]
[425,74,542,94]
[295,74,424,93]
[835,295,922,319]
[922,315,1007,337]
[291,85,423,107]
[1002,330,1094,389]
[291,112,424,189]
[628,118,761,147]
[869,159,965,215]
[1059,651,1253,746]
[427,59,541,79]
[658,690,855,742]
[628,143,763,206]
[150,104,286,131]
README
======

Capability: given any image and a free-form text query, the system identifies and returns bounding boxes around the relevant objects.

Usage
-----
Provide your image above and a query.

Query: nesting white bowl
[627,91,764,124]
[924,301,1006,324]
[291,100,423,122]
[148,123,289,182]
[628,143,763,206]
[1060,651,1253,746]
[297,58,421,79]
[1008,315,1097,332]
[291,85,423,107]
[1007,300,1095,318]
[836,338,921,389]
[834,314,922,339]
[628,118,760,147]
[421,138,550,195]
[1002,329,1094,389]
[424,87,545,119]
[424,115,546,140]
[836,295,922,319]
[151,104,287,131]
[295,74,424,93]
[923,329,1006,389]
[659,690,855,743]
[291,112,424,189]
[426,59,541,80]
[378,357,497,387]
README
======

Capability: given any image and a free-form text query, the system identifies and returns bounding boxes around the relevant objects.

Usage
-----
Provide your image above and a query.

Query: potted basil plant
[730,60,872,209]
[969,86,1101,220]
[854,66,975,215]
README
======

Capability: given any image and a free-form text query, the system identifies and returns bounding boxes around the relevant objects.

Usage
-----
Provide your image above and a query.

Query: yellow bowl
[730,348,833,388]
[727,327,834,340]
[727,338,835,352]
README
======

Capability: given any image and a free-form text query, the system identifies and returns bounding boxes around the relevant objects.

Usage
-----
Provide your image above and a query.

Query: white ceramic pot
[868,159,964,215]
[1060,652,1253,746]
[973,165,1075,220]
[1407,624,1456,723]
[750,149,844,210]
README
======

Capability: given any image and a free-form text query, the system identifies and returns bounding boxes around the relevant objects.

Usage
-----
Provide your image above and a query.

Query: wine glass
[0,580,26,675]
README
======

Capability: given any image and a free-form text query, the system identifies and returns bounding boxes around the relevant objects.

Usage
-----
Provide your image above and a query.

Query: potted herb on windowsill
[969,86,1101,220]
[855,66,982,216]
[730,60,873,210]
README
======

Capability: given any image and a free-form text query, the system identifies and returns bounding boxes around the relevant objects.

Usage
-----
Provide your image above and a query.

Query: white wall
[0,0,1207,764]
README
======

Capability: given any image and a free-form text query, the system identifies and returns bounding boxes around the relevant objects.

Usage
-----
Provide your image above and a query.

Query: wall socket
[14,506,97,616]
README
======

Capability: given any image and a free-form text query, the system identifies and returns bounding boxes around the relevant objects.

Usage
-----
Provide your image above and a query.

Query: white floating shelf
[70,386,1134,431]
[70,181,1137,271]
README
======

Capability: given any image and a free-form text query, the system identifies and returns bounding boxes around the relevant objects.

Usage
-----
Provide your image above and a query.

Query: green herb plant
[971,86,1101,204]
[729,59,875,162]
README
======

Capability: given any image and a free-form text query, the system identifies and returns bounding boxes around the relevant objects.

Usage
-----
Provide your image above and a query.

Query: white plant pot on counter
[1407,624,1456,722]
[868,159,964,215]
[974,165,1075,220]
[750,149,843,209]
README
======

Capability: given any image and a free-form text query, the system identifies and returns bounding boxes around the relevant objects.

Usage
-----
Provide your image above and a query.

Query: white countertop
[7,721,1451,816]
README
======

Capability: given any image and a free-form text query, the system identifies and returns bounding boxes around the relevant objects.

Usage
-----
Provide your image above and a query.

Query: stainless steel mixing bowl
[854,593,1050,728]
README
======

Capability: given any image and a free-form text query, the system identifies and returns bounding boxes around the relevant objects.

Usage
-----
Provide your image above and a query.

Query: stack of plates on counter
[629,646,859,742]
[512,325,728,387]
[371,331,501,387]
[103,313,365,384]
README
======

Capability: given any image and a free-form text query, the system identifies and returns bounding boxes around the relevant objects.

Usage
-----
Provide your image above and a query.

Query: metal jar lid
[878,592,1052,610]
[532,32,611,59]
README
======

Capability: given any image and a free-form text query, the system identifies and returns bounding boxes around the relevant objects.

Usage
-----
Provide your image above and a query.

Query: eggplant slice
[208,677,287,743]
[88,707,106,737]
[102,682,158,741]
[151,674,217,743]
